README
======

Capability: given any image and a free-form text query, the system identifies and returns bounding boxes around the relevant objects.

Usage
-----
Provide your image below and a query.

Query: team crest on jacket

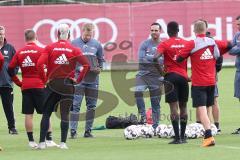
[3,50,8,55]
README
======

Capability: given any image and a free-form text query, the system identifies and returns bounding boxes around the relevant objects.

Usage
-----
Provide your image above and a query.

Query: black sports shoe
[9,128,18,135]
[232,128,240,134]
[70,129,77,139]
[138,116,146,125]
[181,136,188,143]
[84,130,93,138]
[168,138,182,144]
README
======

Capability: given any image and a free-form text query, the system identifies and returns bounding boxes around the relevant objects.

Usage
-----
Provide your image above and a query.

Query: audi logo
[33,18,118,47]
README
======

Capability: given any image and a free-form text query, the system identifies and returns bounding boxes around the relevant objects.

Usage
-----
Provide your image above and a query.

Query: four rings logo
[33,18,118,47]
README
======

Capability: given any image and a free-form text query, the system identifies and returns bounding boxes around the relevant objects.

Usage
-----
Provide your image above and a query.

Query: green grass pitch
[0,68,239,160]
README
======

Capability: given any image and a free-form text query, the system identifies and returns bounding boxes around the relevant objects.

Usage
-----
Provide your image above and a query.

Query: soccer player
[196,31,224,133]
[8,29,58,148]
[205,40,231,133]
[134,22,163,130]
[69,23,104,138]
[154,21,189,144]
[37,23,90,149]
[204,57,222,133]
[228,15,240,134]
[205,30,222,133]
[177,20,223,147]
[0,26,18,134]
[196,22,232,134]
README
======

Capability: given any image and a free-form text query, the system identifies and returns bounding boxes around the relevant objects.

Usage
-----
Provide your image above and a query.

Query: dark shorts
[164,73,189,103]
[22,88,46,114]
[43,78,74,121]
[191,85,215,108]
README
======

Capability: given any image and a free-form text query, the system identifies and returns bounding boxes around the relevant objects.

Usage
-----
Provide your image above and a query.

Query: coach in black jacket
[0,26,18,134]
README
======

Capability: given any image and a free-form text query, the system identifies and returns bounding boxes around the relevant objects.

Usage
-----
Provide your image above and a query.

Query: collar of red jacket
[196,34,206,37]
[26,42,36,45]
[59,39,68,43]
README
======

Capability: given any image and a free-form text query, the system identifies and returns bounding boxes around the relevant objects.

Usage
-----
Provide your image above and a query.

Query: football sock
[46,131,52,141]
[180,116,188,139]
[171,115,180,140]
[27,132,34,142]
[40,115,50,143]
[214,122,219,129]
[61,121,69,143]
[204,129,212,139]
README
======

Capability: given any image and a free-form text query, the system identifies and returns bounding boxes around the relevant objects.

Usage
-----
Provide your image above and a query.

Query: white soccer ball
[159,128,169,138]
[185,126,192,138]
[156,124,167,138]
[166,125,174,138]
[197,124,205,137]
[194,123,204,138]
[140,125,154,138]
[124,125,140,140]
[186,123,203,139]
[158,124,174,138]
[211,124,218,136]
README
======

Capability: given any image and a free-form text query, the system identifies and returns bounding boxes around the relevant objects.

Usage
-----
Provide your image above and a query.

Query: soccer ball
[197,123,205,137]
[156,124,167,138]
[159,128,169,138]
[166,125,174,138]
[185,126,192,138]
[124,125,140,140]
[139,125,154,138]
[211,124,218,136]
[186,123,204,139]
[194,123,205,138]
[158,124,174,138]
[186,123,218,139]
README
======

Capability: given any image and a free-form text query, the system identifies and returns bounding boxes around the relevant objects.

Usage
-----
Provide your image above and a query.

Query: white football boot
[58,142,68,149]
[28,141,38,149]
[46,140,59,147]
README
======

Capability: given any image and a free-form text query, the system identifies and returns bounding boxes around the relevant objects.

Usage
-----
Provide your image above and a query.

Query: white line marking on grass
[94,134,240,149]
[216,145,240,150]
[189,142,240,150]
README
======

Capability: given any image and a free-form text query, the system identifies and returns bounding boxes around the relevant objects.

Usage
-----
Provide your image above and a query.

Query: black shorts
[164,73,189,103]
[43,79,74,121]
[22,88,46,114]
[191,85,215,108]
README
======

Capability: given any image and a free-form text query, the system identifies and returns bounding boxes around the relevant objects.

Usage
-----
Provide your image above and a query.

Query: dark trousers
[39,78,74,143]
[0,87,15,129]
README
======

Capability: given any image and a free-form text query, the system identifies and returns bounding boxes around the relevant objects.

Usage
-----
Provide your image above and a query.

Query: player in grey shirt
[70,23,104,138]
[229,16,240,134]
[135,23,163,129]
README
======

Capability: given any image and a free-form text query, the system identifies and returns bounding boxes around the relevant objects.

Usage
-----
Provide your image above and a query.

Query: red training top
[37,40,90,83]
[157,37,188,79]
[177,34,227,86]
[8,42,45,90]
